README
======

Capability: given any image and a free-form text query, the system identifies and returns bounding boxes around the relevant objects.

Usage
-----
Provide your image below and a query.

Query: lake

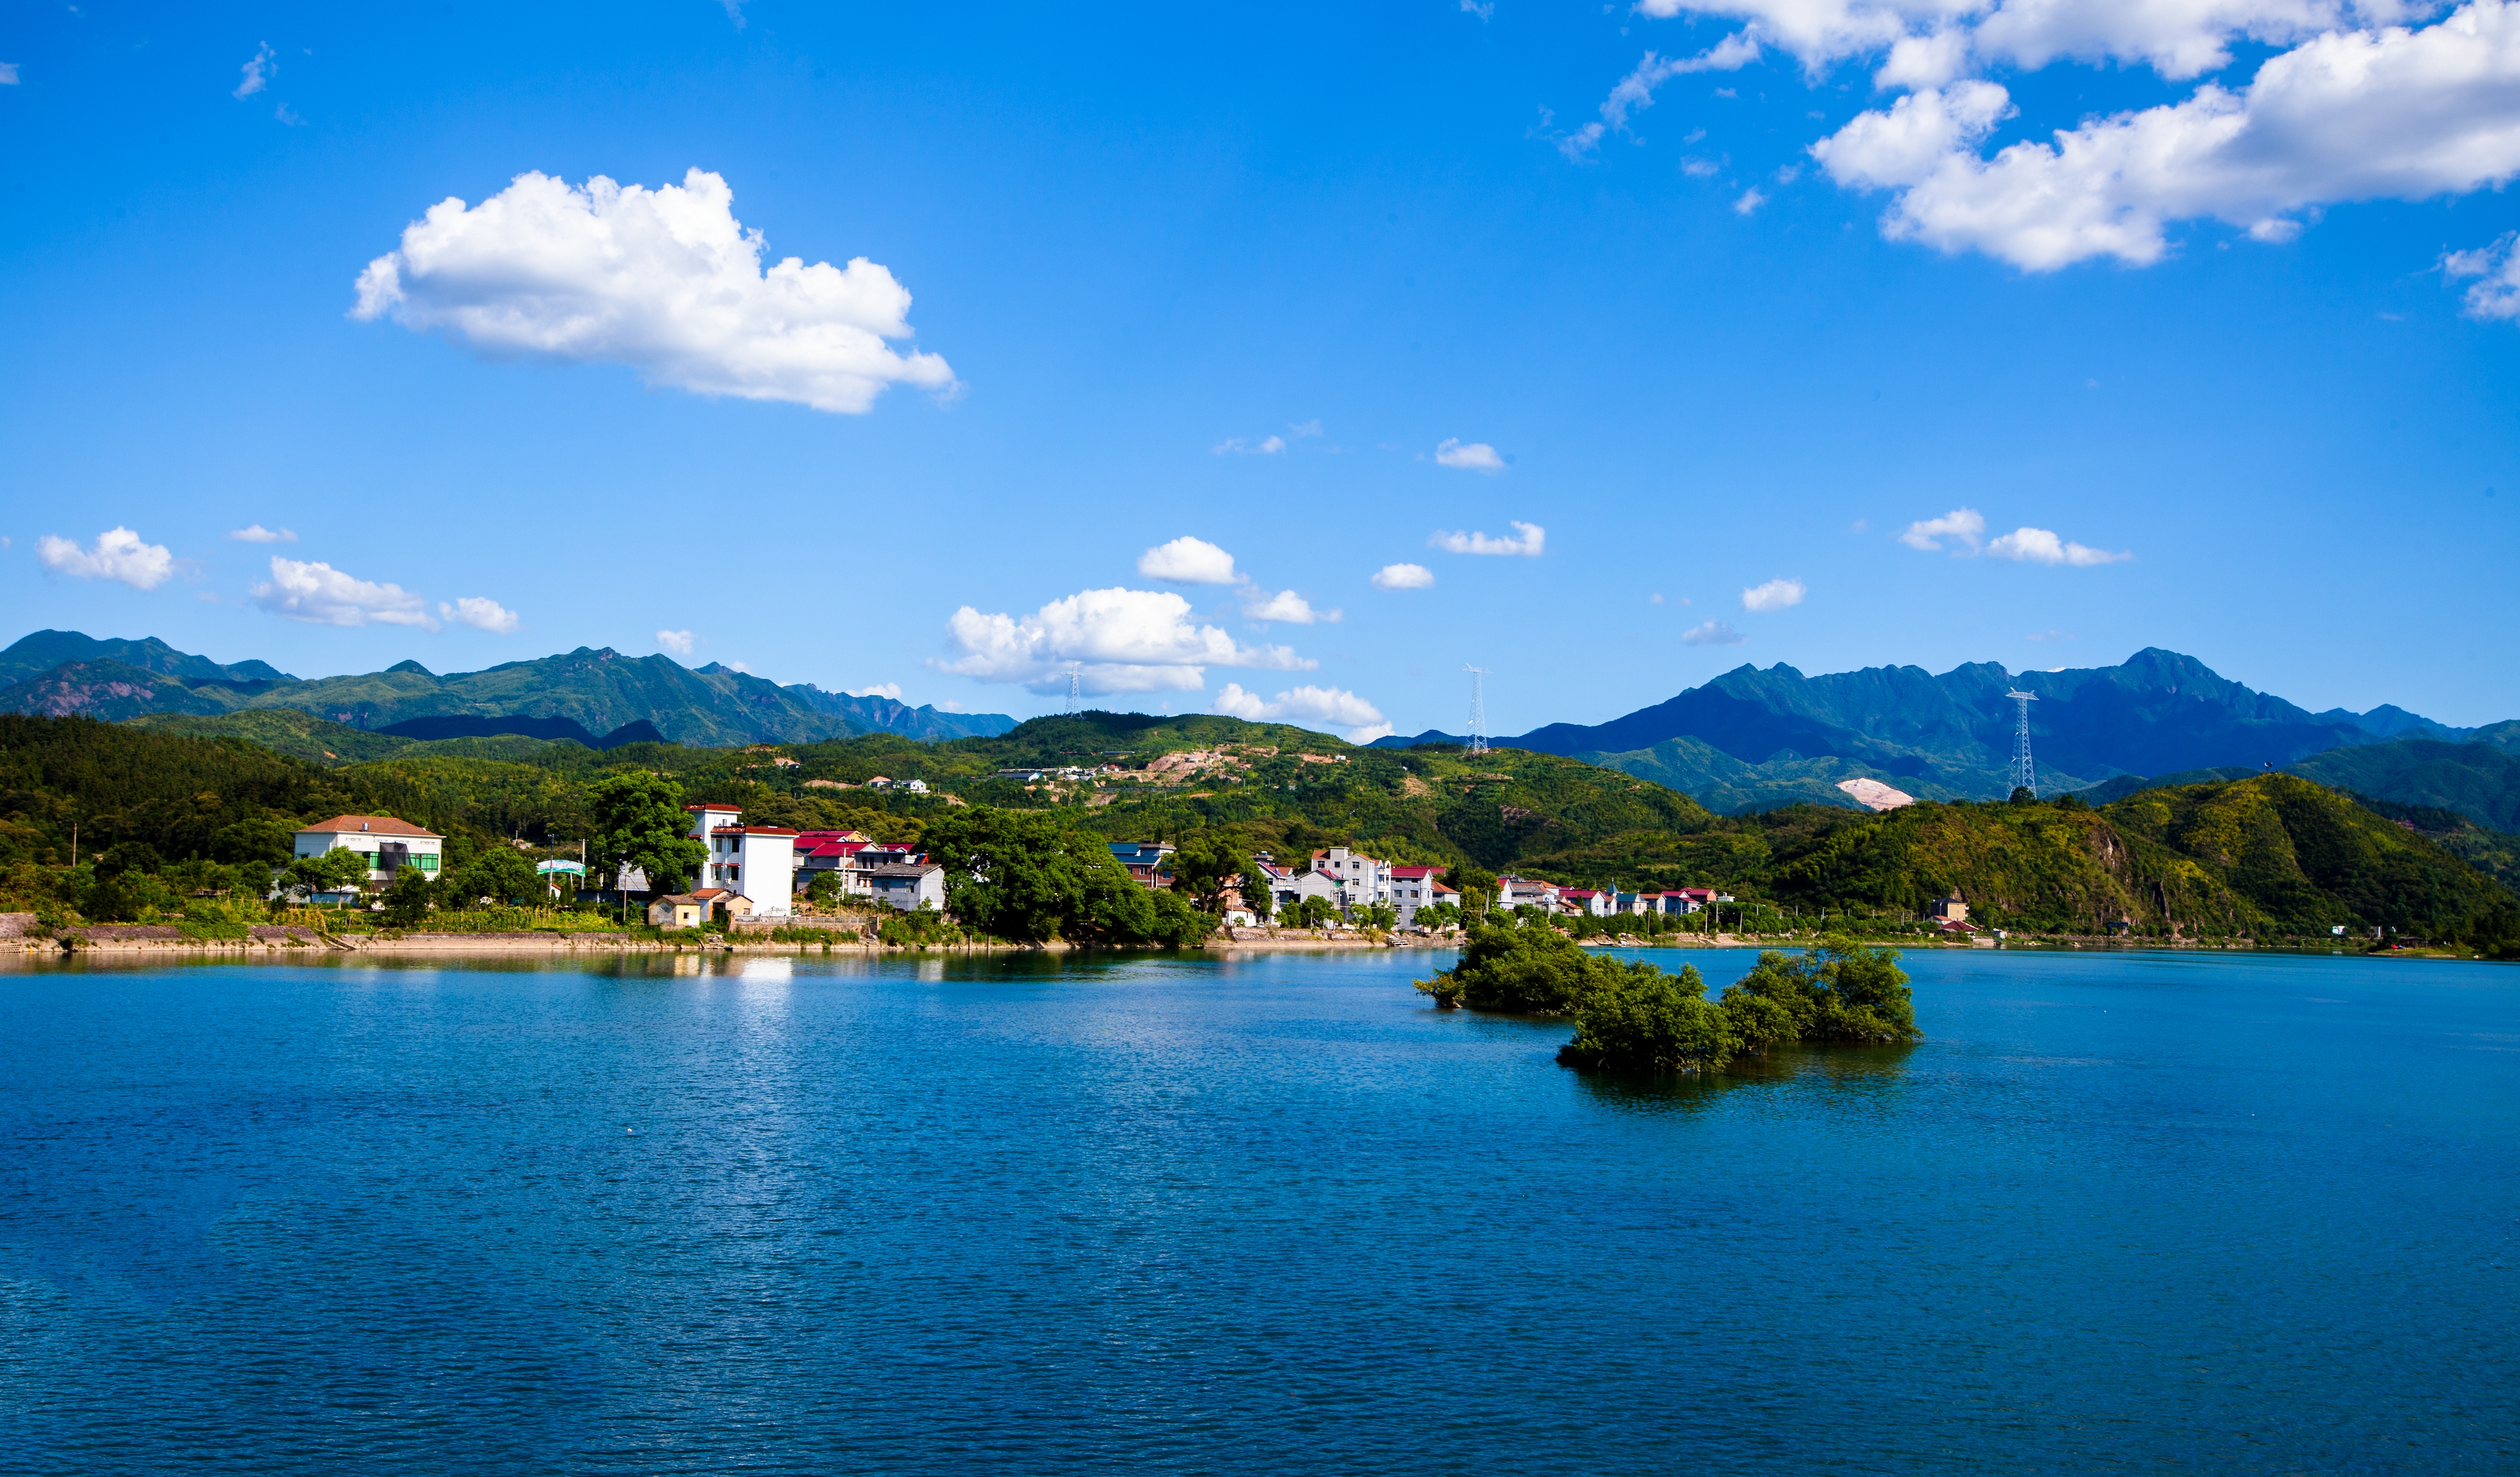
[1,946,2512,1474]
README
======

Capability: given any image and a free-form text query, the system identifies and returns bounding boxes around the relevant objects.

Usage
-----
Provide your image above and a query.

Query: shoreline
[5,925,2477,963]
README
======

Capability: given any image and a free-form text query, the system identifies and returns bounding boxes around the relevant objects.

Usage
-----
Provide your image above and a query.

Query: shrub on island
[1416,922,1919,1073]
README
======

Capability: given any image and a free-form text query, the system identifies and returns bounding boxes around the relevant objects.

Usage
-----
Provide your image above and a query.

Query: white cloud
[1433,437,1508,471]
[233,43,273,100]
[936,586,1313,694]
[1682,619,1750,645]
[36,527,176,591]
[1241,588,1339,624]
[1462,0,1496,18]
[249,557,438,628]
[1290,419,1324,437]
[846,682,905,701]
[1561,35,1765,159]
[727,660,755,674]
[1212,682,1394,744]
[1985,527,2131,564]
[1735,187,1769,214]
[440,595,521,633]
[1812,5,2520,271]
[1630,3,2410,80]
[227,524,297,544]
[656,628,697,655]
[1138,536,1240,585]
[1372,562,1436,590]
[0,63,20,86]
[1213,435,1286,454]
[1899,505,1988,551]
[1741,576,1807,611]
[1429,520,1545,556]
[352,169,954,414]
[2444,233,2520,318]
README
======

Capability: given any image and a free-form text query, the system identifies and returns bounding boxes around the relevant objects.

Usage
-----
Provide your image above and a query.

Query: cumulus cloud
[1560,34,1765,159]
[1212,682,1394,744]
[1735,187,1769,214]
[234,42,274,100]
[1809,5,2520,270]
[440,595,521,633]
[227,524,297,544]
[36,527,176,590]
[1372,562,1436,590]
[1213,435,1286,454]
[352,169,954,414]
[1682,619,1750,645]
[1433,438,1508,471]
[2444,233,2520,318]
[1429,520,1545,556]
[1137,536,1240,585]
[1899,506,1988,551]
[656,628,697,655]
[936,587,1312,694]
[1741,576,1807,611]
[1984,527,2131,564]
[1290,419,1324,437]
[1630,2,2412,80]
[249,557,438,628]
[846,682,905,701]
[1242,588,1339,624]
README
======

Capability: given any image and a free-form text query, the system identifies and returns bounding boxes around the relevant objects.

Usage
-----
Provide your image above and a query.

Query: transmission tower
[2005,689,2039,796]
[1064,664,1082,715]
[1465,666,1490,756]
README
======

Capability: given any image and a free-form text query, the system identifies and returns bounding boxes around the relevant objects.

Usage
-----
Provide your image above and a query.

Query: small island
[1416,922,1919,1073]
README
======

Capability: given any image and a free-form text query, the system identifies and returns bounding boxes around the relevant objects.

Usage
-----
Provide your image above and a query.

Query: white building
[865,862,946,912]
[294,815,444,888]
[1385,865,1450,926]
[685,803,798,917]
[1311,848,1388,908]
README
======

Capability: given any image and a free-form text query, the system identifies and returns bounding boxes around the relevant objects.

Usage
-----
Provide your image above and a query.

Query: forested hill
[1375,648,2511,812]
[3,711,2512,951]
[0,629,1015,746]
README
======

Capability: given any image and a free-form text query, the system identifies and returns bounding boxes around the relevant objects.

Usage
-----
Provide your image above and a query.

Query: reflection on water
[0,948,2512,1475]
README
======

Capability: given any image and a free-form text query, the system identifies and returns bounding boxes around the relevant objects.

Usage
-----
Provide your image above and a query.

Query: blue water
[1,947,2513,1474]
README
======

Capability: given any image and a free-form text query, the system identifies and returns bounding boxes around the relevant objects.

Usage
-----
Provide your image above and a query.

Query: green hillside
[2,713,2509,952]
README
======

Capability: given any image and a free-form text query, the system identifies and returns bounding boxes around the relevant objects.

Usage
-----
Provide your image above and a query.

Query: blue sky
[5,1,2518,735]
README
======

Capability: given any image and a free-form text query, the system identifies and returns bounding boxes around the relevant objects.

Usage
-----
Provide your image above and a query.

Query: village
[276,802,1777,936]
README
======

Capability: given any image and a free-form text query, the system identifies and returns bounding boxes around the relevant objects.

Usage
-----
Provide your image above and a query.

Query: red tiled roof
[712,826,801,837]
[295,815,441,839]
[1389,865,1446,879]
[683,803,742,813]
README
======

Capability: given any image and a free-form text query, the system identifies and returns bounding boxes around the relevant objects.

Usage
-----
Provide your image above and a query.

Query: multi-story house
[293,815,444,890]
[684,803,797,916]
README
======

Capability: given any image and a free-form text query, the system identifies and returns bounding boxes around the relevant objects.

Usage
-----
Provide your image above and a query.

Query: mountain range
[0,630,1017,747]
[1377,648,2516,814]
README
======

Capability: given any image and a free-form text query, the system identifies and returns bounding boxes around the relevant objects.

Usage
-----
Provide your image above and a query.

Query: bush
[1557,959,1736,1072]
[1423,931,1920,1074]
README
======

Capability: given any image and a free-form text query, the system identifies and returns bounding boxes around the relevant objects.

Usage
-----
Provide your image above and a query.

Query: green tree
[447,846,538,906]
[1295,894,1336,929]
[287,846,372,897]
[1416,901,1462,930]
[381,866,435,926]
[1171,832,1253,913]
[922,805,1211,946]
[588,772,704,894]
[1448,864,1500,914]
[1719,938,1918,1044]
[1414,918,1601,1013]
[805,869,845,908]
[1356,901,1397,931]
[1558,959,1737,1072]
